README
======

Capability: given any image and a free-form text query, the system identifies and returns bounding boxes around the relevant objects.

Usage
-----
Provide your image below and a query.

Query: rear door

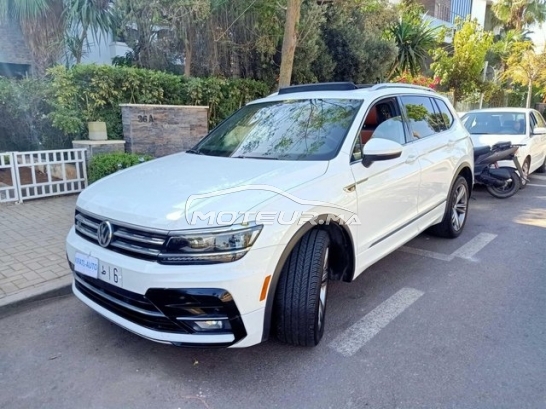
[399,96,455,215]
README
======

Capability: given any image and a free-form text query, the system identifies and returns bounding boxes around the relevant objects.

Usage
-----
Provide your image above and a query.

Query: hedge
[0,65,270,151]
[87,152,154,183]
[49,65,270,141]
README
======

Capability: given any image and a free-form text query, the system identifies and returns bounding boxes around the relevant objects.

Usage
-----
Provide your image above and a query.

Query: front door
[350,97,421,270]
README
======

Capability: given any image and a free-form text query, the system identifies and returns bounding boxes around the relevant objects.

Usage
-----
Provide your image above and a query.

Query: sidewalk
[0,195,77,308]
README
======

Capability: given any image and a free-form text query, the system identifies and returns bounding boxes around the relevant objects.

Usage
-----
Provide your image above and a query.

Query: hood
[77,153,328,230]
[470,134,527,148]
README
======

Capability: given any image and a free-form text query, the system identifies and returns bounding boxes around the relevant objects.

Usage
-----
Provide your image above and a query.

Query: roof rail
[278,82,357,95]
[370,83,434,92]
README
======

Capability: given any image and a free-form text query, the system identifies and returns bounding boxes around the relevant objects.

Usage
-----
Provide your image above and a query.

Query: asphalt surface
[1,176,546,409]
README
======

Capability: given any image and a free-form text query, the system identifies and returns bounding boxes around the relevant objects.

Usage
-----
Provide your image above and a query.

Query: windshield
[190,99,362,160]
[462,112,526,135]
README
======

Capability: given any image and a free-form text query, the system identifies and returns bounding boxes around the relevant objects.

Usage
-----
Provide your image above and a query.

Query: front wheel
[273,229,330,347]
[428,175,469,238]
[486,169,521,198]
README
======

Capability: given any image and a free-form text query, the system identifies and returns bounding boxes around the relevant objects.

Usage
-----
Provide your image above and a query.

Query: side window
[530,112,538,132]
[401,96,443,141]
[371,116,406,145]
[532,111,546,127]
[433,99,454,130]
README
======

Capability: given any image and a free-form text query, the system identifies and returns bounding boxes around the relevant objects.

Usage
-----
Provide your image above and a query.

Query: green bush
[0,78,68,152]
[88,152,154,183]
[49,65,270,140]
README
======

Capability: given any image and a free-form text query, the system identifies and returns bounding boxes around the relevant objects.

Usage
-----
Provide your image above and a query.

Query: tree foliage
[432,19,493,104]
[492,0,546,31]
[387,0,441,77]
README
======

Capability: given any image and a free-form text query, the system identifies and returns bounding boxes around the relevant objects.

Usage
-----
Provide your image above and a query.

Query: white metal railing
[0,152,20,203]
[0,149,88,203]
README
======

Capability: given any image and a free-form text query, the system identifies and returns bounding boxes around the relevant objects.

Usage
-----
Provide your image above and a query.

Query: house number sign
[137,114,155,123]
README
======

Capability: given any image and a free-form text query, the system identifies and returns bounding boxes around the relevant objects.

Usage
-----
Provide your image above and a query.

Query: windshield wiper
[235,155,279,160]
[186,149,203,155]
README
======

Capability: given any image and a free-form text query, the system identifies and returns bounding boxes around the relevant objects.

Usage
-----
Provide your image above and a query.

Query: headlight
[158,223,262,265]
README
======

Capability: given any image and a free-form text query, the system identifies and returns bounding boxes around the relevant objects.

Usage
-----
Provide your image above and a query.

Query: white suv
[67,83,474,348]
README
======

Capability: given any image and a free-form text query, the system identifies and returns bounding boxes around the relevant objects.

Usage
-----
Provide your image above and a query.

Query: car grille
[74,272,189,333]
[75,210,168,261]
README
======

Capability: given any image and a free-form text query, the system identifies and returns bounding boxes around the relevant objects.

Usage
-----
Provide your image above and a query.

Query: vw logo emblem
[97,221,113,247]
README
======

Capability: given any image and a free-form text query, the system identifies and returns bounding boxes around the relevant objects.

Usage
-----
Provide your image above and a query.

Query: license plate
[74,253,99,279]
[98,261,123,288]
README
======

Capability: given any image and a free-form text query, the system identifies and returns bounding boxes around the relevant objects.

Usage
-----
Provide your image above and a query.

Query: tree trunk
[527,80,533,108]
[278,0,303,89]
[184,38,192,77]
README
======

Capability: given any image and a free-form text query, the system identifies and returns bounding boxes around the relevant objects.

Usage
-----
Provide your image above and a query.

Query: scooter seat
[473,146,491,158]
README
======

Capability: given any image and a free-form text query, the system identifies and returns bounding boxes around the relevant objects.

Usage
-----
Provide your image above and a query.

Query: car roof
[249,82,447,105]
[465,108,533,114]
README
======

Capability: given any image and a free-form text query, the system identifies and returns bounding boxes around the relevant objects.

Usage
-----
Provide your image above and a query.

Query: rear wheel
[273,229,330,347]
[486,169,521,198]
[428,175,469,238]
[520,157,530,188]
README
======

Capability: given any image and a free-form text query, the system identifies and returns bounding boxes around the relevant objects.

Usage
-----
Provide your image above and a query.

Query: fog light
[190,319,231,332]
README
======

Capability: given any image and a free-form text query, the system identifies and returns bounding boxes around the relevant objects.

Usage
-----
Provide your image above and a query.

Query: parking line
[398,246,453,261]
[330,287,424,357]
[527,184,546,187]
[531,175,546,181]
[451,232,497,260]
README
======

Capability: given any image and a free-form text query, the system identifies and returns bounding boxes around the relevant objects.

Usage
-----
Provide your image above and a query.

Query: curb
[0,275,73,312]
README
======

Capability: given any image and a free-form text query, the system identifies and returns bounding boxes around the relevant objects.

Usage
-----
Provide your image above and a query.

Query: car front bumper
[66,227,280,348]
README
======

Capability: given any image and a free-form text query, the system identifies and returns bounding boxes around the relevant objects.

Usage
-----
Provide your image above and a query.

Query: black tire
[486,169,521,198]
[428,175,469,238]
[273,229,330,347]
[520,157,531,188]
[536,156,546,173]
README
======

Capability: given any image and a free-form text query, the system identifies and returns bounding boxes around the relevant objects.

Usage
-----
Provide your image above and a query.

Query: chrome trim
[176,316,229,321]
[114,229,165,246]
[75,213,99,229]
[74,274,164,317]
[159,249,249,259]
[110,241,161,257]
[75,225,98,240]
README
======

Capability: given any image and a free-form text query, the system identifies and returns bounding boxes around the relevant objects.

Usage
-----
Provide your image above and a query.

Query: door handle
[406,154,418,164]
[447,139,456,147]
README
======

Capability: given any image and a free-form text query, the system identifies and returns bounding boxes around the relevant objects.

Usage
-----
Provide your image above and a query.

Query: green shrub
[49,65,270,139]
[0,77,68,152]
[88,152,154,183]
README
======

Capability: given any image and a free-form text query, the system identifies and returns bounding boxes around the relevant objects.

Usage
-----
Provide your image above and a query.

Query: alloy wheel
[317,248,329,332]
[451,184,467,232]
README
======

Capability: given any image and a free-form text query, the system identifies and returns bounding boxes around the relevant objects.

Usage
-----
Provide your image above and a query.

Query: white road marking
[451,232,498,260]
[330,288,424,357]
[398,246,453,261]
[399,233,498,262]
[531,175,546,181]
[527,183,546,187]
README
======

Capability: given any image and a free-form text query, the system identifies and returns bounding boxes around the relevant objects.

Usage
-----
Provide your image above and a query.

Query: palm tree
[387,18,440,78]
[493,0,546,31]
[64,0,116,64]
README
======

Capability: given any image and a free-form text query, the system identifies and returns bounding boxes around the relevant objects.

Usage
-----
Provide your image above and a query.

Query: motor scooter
[474,141,525,199]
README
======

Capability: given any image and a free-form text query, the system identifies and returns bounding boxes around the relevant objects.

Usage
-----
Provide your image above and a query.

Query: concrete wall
[121,104,209,158]
[471,0,488,27]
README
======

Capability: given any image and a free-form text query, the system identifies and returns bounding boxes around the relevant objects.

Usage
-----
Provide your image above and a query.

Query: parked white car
[461,108,546,184]
[67,83,474,348]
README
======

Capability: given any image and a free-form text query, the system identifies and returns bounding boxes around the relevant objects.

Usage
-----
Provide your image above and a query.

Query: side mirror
[532,126,546,135]
[361,138,403,168]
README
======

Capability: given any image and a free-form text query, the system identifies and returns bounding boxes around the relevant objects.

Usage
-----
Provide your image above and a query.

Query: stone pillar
[120,104,209,157]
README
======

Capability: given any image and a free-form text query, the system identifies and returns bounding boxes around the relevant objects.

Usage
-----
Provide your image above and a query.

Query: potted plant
[83,95,107,141]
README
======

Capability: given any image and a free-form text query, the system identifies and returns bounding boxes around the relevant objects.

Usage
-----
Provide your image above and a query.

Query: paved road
[1,176,546,409]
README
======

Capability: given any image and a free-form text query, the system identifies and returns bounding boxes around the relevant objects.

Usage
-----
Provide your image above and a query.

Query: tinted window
[401,96,444,140]
[434,99,454,130]
[192,99,362,160]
